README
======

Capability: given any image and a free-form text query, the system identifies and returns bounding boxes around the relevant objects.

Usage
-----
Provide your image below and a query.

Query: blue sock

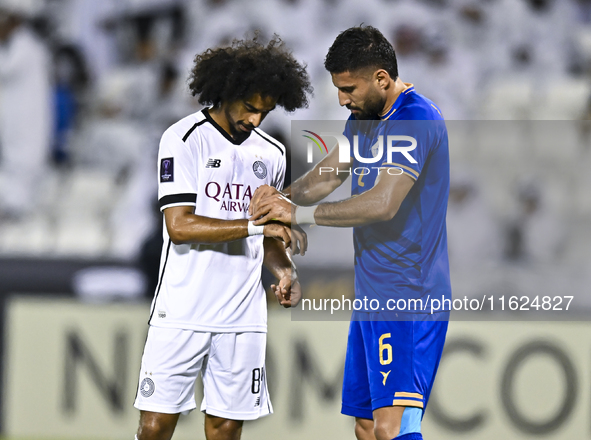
[398,407,422,436]
[394,433,423,440]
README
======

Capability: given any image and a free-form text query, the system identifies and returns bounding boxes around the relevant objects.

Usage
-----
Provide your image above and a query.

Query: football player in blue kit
[249,25,451,440]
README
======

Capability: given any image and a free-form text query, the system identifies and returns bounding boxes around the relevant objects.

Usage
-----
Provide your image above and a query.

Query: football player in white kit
[133,36,312,440]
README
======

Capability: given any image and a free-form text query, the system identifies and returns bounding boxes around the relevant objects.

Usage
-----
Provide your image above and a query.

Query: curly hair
[188,35,312,112]
[324,25,398,79]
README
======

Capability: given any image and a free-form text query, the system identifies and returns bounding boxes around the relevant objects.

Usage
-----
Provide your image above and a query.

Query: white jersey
[150,109,286,333]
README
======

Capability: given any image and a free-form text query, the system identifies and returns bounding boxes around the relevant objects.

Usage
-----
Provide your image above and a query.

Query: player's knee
[205,414,243,439]
[354,418,374,440]
[137,423,173,440]
[137,413,177,440]
[373,419,400,440]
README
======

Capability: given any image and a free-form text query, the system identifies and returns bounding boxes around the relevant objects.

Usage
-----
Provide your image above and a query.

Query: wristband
[295,205,318,225]
[248,221,265,236]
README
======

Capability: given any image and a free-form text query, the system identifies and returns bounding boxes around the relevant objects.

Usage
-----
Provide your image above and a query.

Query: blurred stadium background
[1,0,591,439]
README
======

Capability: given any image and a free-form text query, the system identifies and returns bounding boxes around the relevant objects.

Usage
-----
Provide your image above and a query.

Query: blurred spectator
[52,43,90,164]
[504,178,565,263]
[574,0,591,23]
[419,25,479,119]
[66,69,157,260]
[452,0,506,81]
[0,0,53,220]
[72,72,145,172]
[45,0,119,81]
[101,2,187,121]
[385,0,442,83]
[147,61,195,133]
[573,0,591,75]
[447,169,502,268]
[500,0,579,82]
[388,23,429,95]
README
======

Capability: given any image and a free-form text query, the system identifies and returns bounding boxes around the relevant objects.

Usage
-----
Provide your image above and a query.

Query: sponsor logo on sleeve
[160,158,174,182]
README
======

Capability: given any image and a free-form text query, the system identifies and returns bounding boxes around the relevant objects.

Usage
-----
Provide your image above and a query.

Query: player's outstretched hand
[272,275,302,308]
[291,225,308,256]
[249,185,281,216]
[250,192,294,226]
[263,222,292,249]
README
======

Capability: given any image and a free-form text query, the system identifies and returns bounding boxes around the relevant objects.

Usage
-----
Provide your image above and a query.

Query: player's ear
[375,69,390,89]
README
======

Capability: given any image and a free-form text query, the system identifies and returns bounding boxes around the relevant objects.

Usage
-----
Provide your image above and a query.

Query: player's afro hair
[324,25,398,79]
[188,34,312,112]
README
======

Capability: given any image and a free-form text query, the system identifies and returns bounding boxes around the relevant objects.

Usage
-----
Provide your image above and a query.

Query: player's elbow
[166,224,192,245]
[375,209,396,222]
[163,207,197,245]
[374,201,399,222]
[167,229,187,245]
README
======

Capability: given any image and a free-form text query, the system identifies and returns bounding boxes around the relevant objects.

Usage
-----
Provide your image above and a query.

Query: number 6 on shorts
[379,333,392,365]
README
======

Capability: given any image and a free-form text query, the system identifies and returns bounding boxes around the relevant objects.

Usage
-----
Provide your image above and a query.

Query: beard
[223,107,252,142]
[348,88,386,120]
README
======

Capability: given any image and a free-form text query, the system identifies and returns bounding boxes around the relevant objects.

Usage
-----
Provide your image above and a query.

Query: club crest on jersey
[253,161,267,179]
[160,158,174,182]
[140,378,155,397]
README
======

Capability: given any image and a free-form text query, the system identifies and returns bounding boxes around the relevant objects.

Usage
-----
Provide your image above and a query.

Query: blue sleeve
[343,114,356,157]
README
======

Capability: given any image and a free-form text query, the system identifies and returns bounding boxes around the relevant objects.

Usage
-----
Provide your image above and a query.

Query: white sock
[135,436,139,440]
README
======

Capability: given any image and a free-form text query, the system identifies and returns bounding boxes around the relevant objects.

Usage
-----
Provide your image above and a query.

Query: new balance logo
[254,397,260,407]
[206,159,221,168]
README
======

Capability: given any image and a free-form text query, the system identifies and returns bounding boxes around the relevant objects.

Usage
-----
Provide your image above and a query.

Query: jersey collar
[202,108,250,145]
[379,83,415,120]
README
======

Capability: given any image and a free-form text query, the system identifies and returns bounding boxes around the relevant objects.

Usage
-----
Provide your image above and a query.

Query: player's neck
[208,107,234,138]
[378,78,409,118]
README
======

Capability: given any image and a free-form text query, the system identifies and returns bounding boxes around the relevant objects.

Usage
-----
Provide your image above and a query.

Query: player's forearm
[314,192,397,227]
[289,168,346,206]
[288,145,350,205]
[263,237,294,281]
[309,171,415,227]
[167,214,250,245]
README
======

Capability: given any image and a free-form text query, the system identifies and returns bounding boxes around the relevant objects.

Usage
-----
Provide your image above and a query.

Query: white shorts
[134,326,272,420]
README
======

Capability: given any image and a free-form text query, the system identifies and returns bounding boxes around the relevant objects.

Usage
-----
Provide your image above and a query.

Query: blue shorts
[341,312,448,419]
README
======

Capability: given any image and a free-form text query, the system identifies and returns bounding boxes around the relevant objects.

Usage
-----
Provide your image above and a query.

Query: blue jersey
[344,85,451,312]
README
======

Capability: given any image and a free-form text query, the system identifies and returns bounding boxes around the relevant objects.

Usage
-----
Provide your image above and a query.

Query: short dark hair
[324,25,398,79]
[188,35,312,112]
